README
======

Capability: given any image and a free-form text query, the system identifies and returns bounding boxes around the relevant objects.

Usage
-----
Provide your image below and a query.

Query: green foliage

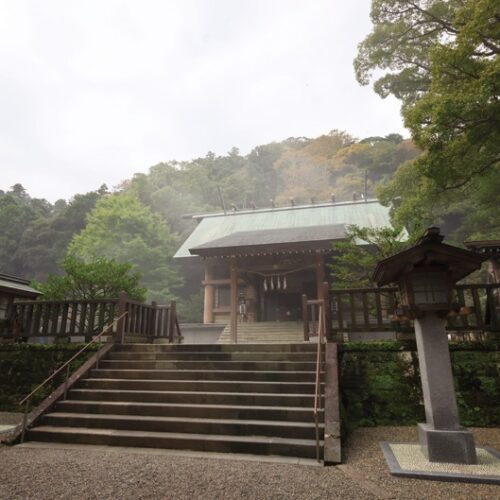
[68,192,182,302]
[341,349,424,431]
[0,343,99,411]
[330,225,409,288]
[356,0,500,240]
[0,185,107,280]
[451,350,500,426]
[34,255,146,301]
[176,290,204,323]
[340,341,500,433]
[0,185,52,276]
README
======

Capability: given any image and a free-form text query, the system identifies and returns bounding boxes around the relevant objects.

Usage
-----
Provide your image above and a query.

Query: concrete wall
[179,323,225,344]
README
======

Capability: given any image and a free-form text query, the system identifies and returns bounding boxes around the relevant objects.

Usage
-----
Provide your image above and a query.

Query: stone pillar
[230,259,238,343]
[203,262,215,324]
[324,343,341,463]
[414,313,477,463]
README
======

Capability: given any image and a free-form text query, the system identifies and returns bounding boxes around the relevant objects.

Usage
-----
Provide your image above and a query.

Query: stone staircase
[217,321,304,343]
[26,343,324,461]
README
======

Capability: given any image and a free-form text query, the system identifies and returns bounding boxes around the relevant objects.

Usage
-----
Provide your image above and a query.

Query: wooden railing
[8,298,120,340]
[302,288,332,342]
[324,283,500,336]
[5,291,181,343]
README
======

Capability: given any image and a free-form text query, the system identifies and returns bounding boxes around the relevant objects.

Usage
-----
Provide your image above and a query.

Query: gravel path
[0,427,499,500]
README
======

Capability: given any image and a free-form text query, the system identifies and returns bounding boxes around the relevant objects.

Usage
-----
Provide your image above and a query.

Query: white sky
[0,0,405,202]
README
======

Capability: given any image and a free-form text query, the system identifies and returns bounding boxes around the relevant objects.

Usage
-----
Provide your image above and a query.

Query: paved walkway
[0,426,499,499]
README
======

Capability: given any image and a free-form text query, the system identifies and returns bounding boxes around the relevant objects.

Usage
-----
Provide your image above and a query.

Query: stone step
[218,324,305,344]
[107,351,317,361]
[23,341,332,462]
[67,388,318,407]
[115,343,316,353]
[55,400,323,423]
[217,339,305,345]
[27,426,321,459]
[41,413,323,440]
[89,369,319,382]
[99,360,317,371]
[77,378,320,394]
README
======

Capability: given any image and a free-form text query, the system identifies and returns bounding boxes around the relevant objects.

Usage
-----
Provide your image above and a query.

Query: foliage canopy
[68,192,181,302]
[330,225,409,288]
[356,0,500,239]
[34,255,146,301]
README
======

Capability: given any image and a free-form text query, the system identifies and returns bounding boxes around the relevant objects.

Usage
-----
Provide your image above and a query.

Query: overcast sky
[0,1,405,202]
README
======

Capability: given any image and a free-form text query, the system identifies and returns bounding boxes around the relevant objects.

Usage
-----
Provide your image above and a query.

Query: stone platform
[380,441,500,484]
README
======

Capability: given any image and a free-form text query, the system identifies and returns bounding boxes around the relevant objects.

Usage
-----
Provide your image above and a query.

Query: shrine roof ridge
[188,198,381,220]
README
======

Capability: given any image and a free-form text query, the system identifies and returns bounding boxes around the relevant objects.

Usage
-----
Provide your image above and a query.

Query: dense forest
[1,130,419,301]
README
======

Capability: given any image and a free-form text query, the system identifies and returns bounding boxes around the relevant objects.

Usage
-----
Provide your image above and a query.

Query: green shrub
[0,343,99,411]
[339,341,500,433]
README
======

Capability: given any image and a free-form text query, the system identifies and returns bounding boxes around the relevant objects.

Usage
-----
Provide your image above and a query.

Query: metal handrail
[313,303,325,463]
[19,311,127,442]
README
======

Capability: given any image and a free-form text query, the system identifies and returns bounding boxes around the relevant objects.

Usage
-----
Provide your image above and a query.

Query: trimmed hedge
[340,341,500,433]
[0,343,100,411]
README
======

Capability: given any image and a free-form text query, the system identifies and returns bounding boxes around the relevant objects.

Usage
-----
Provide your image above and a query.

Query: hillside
[0,130,419,301]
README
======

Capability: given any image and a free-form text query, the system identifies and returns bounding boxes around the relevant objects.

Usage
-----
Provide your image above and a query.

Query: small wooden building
[175,199,392,339]
[0,273,42,334]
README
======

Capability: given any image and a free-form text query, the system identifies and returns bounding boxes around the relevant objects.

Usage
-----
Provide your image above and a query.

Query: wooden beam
[201,278,245,286]
[230,259,238,343]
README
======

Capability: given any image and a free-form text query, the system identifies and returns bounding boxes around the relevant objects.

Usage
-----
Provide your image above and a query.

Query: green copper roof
[174,199,393,258]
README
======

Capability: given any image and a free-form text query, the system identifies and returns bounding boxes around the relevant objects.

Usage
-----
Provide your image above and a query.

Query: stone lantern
[373,227,486,464]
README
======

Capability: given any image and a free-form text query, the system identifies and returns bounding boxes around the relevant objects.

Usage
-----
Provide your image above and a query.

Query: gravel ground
[0,426,499,500]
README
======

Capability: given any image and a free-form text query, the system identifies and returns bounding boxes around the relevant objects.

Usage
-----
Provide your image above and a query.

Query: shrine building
[174,198,392,338]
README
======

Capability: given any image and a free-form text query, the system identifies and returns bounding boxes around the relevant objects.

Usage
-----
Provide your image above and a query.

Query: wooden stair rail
[18,312,127,443]
[313,303,325,463]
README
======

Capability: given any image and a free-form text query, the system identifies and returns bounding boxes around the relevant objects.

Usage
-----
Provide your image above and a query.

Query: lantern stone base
[418,423,477,464]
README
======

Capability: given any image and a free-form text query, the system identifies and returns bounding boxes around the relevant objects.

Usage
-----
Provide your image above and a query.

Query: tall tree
[0,185,52,276]
[355,0,500,239]
[68,192,182,302]
[14,186,108,280]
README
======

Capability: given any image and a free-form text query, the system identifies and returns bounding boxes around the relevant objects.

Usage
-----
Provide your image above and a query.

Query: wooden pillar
[116,290,127,344]
[315,253,326,300]
[203,261,215,324]
[302,294,309,342]
[230,259,238,343]
[323,281,332,342]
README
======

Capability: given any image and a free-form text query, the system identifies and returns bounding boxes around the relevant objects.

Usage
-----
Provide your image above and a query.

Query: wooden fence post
[323,282,332,342]
[168,300,176,343]
[116,291,127,344]
[151,301,157,338]
[302,294,309,342]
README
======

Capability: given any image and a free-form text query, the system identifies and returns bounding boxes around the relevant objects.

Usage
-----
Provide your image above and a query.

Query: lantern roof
[372,227,486,287]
